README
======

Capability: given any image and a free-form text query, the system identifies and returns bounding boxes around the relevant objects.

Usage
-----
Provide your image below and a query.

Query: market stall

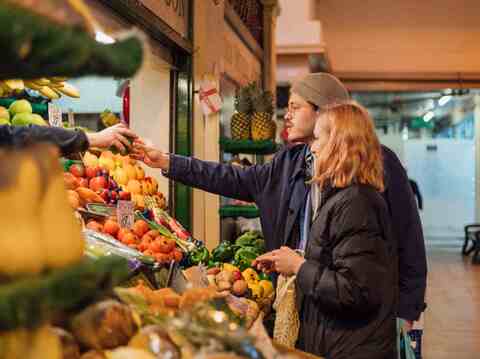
[0,1,323,359]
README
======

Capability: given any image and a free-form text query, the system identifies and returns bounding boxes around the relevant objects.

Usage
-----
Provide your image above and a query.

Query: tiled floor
[423,239,480,359]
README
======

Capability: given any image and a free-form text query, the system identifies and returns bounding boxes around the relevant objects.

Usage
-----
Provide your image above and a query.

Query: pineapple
[231,84,254,140]
[251,88,276,141]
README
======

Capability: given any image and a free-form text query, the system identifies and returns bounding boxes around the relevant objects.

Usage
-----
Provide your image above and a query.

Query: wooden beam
[97,0,193,56]
[224,0,264,62]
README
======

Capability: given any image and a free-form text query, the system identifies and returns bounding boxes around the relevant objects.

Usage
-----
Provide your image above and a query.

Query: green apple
[9,99,32,117]
[12,113,47,127]
[0,106,10,123]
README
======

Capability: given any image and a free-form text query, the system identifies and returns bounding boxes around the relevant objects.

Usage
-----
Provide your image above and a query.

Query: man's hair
[312,101,384,192]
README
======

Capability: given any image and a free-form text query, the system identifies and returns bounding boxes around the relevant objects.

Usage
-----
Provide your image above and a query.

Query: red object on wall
[122,83,130,126]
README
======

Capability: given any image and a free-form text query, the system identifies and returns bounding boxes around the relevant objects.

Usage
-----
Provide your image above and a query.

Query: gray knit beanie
[290,73,349,109]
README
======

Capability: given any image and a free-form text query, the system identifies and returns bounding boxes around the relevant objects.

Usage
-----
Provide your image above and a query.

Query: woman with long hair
[255,102,397,359]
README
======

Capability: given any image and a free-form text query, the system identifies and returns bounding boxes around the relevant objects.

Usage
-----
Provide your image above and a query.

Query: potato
[207,267,221,275]
[232,280,248,297]
[71,300,139,350]
[215,270,234,284]
[217,280,232,291]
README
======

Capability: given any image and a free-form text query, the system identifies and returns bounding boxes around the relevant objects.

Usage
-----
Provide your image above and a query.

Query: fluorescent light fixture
[95,31,115,44]
[423,111,435,122]
[425,99,435,110]
[438,95,452,106]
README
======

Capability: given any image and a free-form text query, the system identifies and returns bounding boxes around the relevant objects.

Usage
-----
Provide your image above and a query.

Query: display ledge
[219,205,260,219]
[220,137,279,155]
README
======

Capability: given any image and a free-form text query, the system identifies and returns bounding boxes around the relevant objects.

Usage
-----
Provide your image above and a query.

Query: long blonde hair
[312,101,384,192]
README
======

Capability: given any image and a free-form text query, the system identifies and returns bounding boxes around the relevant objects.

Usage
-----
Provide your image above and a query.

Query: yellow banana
[3,79,25,91]
[24,80,43,91]
[50,77,69,83]
[56,82,80,98]
[32,78,51,86]
[38,86,61,100]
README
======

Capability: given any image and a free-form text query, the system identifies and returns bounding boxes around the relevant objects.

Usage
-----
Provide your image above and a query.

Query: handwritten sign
[117,200,135,229]
[67,109,75,127]
[48,103,63,127]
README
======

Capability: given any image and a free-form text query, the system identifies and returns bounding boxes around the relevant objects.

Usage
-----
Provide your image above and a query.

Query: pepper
[188,246,210,265]
[234,247,260,271]
[211,241,236,263]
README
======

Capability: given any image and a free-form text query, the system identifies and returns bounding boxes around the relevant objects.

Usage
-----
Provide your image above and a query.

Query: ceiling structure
[276,0,480,91]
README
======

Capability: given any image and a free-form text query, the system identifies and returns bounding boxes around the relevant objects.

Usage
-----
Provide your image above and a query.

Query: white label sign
[117,200,135,229]
[48,103,63,127]
[67,109,75,127]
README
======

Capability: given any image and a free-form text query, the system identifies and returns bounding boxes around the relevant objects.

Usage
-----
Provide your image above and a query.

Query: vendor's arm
[0,123,136,155]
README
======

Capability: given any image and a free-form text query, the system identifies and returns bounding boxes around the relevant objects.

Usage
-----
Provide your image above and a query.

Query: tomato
[146,230,160,238]
[117,228,131,242]
[123,233,138,245]
[132,220,149,237]
[173,249,183,262]
[154,253,169,263]
[103,219,119,237]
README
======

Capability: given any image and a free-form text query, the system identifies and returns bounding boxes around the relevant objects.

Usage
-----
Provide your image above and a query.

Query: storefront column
[192,0,225,249]
[474,94,480,221]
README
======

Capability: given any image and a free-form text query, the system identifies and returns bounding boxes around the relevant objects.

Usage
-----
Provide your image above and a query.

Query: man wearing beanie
[134,72,426,357]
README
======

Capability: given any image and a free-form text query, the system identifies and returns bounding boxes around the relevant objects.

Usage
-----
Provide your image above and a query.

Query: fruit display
[230,82,276,141]
[0,77,80,99]
[231,83,255,140]
[0,99,47,126]
[251,87,276,141]
[63,150,165,209]
[86,218,184,265]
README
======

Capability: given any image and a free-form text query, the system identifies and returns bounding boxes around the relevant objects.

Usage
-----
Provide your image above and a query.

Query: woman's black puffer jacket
[296,184,398,359]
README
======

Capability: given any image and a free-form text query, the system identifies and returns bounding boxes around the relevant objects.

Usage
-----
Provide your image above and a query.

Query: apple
[77,177,89,188]
[98,189,110,202]
[126,179,142,194]
[110,191,118,203]
[70,163,85,178]
[85,166,99,179]
[135,165,145,180]
[89,176,108,192]
[113,167,128,186]
[119,191,131,201]
[124,164,137,181]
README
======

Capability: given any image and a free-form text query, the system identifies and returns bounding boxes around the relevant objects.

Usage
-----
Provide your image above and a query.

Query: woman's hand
[131,140,170,170]
[254,246,305,276]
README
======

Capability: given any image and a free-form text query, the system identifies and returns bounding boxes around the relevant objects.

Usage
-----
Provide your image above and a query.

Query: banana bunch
[0,78,80,99]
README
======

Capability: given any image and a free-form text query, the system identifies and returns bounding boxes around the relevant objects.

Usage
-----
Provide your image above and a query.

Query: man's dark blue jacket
[167,144,427,321]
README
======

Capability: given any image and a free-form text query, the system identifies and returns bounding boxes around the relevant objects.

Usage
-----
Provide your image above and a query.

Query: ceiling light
[95,31,115,44]
[439,95,452,106]
[423,111,435,122]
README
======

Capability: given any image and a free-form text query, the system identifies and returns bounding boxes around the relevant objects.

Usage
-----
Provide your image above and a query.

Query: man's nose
[284,109,291,121]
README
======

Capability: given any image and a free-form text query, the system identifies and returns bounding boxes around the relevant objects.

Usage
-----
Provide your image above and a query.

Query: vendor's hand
[131,140,170,170]
[87,123,137,152]
[254,246,305,276]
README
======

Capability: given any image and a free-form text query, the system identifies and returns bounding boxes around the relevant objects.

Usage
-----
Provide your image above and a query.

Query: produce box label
[117,200,134,229]
[48,103,63,127]
[67,109,75,127]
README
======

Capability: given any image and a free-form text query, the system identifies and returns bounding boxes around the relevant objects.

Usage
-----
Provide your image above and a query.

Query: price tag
[117,200,134,229]
[67,109,75,127]
[48,103,63,127]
